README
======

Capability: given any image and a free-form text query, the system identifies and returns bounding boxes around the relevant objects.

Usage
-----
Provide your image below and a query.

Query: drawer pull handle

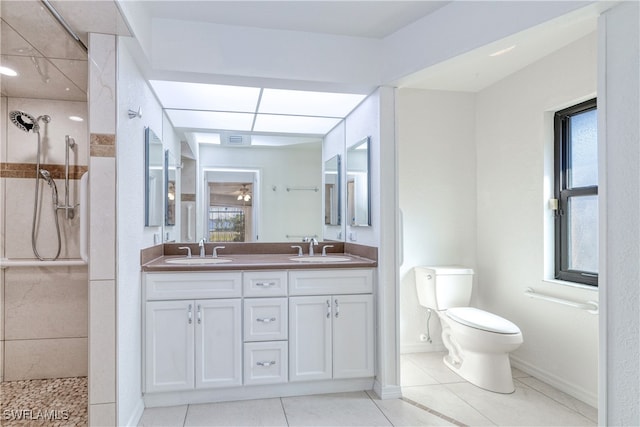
[256,361,276,367]
[188,304,192,324]
[335,299,340,318]
[326,299,331,318]
[197,305,202,324]
[256,282,276,287]
[256,317,276,323]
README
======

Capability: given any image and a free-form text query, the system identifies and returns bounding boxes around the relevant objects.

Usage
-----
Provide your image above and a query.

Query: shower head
[9,110,40,133]
[39,169,54,186]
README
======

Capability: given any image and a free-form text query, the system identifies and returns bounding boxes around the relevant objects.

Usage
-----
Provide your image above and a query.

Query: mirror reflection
[324,154,341,226]
[197,137,323,242]
[165,149,177,227]
[145,127,163,227]
[347,136,371,227]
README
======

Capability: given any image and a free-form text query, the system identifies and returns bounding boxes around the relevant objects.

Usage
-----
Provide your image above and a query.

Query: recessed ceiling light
[253,114,341,135]
[489,45,516,57]
[0,66,18,77]
[150,80,261,112]
[69,116,84,122]
[166,109,255,131]
[259,89,366,118]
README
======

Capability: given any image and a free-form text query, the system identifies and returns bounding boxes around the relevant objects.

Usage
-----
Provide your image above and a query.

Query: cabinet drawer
[243,271,287,297]
[288,269,373,296]
[145,272,242,300]
[243,298,288,341]
[243,341,288,385]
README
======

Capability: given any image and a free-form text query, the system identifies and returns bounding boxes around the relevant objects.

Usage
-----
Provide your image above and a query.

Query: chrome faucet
[212,246,225,258]
[304,237,318,256]
[199,238,206,257]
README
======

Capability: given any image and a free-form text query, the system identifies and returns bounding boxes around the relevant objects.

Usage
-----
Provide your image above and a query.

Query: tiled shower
[0,96,88,382]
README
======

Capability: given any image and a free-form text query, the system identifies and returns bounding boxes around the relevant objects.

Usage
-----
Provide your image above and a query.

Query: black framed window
[554,98,598,286]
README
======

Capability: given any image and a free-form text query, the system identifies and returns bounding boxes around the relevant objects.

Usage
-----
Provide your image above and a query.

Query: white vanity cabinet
[143,266,374,402]
[144,272,242,393]
[288,269,374,382]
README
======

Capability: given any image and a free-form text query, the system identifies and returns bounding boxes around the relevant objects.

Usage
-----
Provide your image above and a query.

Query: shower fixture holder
[128,107,142,119]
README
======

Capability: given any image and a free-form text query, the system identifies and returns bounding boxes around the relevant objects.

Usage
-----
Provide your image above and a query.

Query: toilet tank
[414,266,474,310]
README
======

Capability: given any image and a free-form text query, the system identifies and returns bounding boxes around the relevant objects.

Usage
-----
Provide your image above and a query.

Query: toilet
[414,266,523,393]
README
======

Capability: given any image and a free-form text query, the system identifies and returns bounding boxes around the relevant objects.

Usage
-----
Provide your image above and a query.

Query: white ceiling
[140,1,450,39]
[0,1,611,139]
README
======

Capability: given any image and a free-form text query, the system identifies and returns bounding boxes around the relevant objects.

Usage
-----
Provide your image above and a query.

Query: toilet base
[443,351,515,394]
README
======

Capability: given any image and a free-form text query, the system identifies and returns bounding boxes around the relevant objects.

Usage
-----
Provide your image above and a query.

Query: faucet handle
[291,245,303,257]
[321,245,334,256]
[178,246,192,258]
[212,246,226,258]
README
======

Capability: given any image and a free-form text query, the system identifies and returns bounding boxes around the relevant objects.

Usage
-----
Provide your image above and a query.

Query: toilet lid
[446,307,521,334]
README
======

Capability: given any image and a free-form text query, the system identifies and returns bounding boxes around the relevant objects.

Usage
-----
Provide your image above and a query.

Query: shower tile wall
[1,96,88,381]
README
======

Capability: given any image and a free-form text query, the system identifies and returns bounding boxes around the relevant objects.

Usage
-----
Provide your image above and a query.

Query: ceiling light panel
[150,80,261,112]
[253,114,341,135]
[167,109,254,131]
[259,89,366,118]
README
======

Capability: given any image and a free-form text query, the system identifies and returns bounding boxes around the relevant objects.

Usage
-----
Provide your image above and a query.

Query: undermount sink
[289,256,352,263]
[165,257,233,265]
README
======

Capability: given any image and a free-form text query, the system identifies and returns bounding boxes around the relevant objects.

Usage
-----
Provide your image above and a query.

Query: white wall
[476,33,598,405]
[397,89,477,353]
[116,36,174,425]
[598,2,640,424]
[198,143,322,242]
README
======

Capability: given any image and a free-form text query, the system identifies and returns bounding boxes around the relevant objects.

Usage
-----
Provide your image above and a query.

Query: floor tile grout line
[279,397,290,426]
[182,404,190,427]
[399,396,468,427]
[366,391,396,426]
[514,378,596,423]
[440,381,500,426]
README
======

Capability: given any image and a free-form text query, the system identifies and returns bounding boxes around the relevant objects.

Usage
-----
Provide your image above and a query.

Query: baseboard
[373,380,403,400]
[510,355,598,408]
[400,342,445,354]
[122,398,145,427]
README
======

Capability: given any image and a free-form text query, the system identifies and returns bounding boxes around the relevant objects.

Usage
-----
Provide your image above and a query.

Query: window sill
[542,278,599,292]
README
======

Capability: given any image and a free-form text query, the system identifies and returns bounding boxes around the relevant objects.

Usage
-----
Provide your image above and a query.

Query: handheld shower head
[9,110,40,133]
[39,169,53,185]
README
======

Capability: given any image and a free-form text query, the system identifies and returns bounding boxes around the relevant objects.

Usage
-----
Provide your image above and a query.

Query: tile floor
[139,352,598,427]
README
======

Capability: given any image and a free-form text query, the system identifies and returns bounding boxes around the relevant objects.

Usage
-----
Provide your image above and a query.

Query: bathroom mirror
[324,154,341,226]
[346,136,371,227]
[165,149,176,227]
[144,127,164,227]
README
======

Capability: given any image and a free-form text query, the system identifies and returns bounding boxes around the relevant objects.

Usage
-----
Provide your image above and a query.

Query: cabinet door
[195,299,242,388]
[145,300,194,393]
[332,294,374,379]
[289,296,332,381]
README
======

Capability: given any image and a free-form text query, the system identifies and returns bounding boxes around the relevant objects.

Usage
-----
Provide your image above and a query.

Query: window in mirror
[144,127,163,227]
[324,154,341,226]
[347,136,371,227]
[204,170,257,242]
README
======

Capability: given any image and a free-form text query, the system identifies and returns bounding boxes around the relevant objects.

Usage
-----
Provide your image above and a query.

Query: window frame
[553,98,598,286]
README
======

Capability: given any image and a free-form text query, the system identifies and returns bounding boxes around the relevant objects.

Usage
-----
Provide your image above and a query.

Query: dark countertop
[141,253,377,272]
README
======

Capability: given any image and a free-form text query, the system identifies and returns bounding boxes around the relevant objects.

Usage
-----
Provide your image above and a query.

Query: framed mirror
[144,127,164,227]
[346,136,371,227]
[165,149,176,226]
[324,154,341,226]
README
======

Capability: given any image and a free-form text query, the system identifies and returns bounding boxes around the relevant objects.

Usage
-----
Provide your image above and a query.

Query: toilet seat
[446,307,520,334]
